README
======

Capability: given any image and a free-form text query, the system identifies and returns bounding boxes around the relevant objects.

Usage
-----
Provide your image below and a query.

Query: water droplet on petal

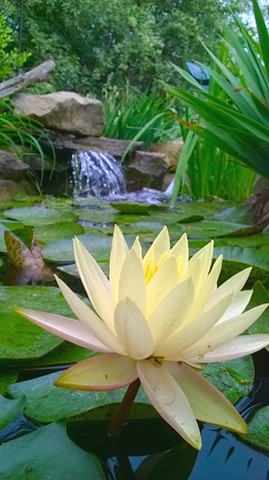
[155,383,175,406]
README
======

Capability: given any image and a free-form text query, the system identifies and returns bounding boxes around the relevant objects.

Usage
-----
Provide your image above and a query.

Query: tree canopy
[0,0,254,96]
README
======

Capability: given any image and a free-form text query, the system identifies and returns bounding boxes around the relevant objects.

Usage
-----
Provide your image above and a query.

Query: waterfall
[71,150,127,198]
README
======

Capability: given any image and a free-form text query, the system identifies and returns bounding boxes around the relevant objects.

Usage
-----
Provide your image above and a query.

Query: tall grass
[103,89,181,149]
[0,97,55,187]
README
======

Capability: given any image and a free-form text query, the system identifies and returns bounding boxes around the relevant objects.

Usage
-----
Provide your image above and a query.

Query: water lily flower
[16,226,269,449]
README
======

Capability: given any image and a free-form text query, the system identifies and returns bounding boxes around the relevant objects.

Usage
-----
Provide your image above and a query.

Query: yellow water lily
[16,226,269,450]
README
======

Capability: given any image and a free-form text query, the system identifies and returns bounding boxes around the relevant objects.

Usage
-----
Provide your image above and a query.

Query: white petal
[147,277,195,345]
[74,237,115,330]
[131,236,142,259]
[170,233,189,266]
[155,291,233,359]
[187,241,214,291]
[55,353,138,390]
[192,334,269,362]
[213,267,252,300]
[55,276,125,354]
[215,290,252,325]
[118,249,146,314]
[114,298,154,360]
[15,308,111,352]
[109,225,129,303]
[137,359,202,449]
[143,226,170,267]
[166,362,247,433]
[146,256,179,317]
[180,255,223,329]
[181,304,268,360]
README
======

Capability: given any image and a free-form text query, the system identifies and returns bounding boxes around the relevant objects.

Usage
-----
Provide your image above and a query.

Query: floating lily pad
[42,234,112,264]
[246,406,269,452]
[0,422,106,479]
[0,286,75,363]
[3,205,77,226]
[0,395,25,429]
[202,357,254,403]
[8,370,152,423]
[0,369,18,394]
[247,282,269,335]
[35,221,85,245]
[214,246,269,271]
[111,201,159,215]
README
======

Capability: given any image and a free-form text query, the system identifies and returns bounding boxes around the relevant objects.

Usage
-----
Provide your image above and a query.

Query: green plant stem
[107,378,141,435]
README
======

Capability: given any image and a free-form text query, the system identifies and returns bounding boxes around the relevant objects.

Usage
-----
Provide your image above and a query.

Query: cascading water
[71,150,127,198]
[71,149,186,204]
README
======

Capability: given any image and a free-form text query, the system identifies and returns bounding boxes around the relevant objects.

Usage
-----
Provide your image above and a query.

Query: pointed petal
[214,267,252,300]
[74,238,115,330]
[137,360,202,449]
[170,233,189,273]
[181,304,268,360]
[55,277,125,354]
[167,362,247,434]
[131,236,142,259]
[192,334,269,362]
[187,242,214,291]
[215,290,252,324]
[179,255,223,329]
[15,308,111,352]
[109,225,129,303]
[114,298,154,360]
[155,291,233,359]
[118,248,146,314]
[143,226,170,267]
[146,256,179,317]
[147,277,195,344]
[55,353,137,391]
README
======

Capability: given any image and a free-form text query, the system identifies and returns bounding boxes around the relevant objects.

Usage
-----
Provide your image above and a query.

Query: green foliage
[103,89,181,147]
[0,0,255,95]
[0,15,30,82]
[0,97,55,189]
[166,0,269,198]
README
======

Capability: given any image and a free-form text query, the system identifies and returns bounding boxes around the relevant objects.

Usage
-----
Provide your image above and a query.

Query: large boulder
[12,92,105,137]
[0,150,29,181]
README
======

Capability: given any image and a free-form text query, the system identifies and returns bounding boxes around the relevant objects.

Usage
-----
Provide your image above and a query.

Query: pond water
[0,192,269,478]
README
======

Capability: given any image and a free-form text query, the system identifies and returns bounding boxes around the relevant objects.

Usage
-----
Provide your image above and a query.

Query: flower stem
[107,378,141,435]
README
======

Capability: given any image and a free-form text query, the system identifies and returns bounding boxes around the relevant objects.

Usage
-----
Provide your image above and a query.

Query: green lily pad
[214,246,269,285]
[245,406,269,452]
[247,282,269,334]
[3,205,77,226]
[111,202,159,215]
[8,370,151,423]
[0,369,18,394]
[0,395,25,429]
[28,342,94,367]
[35,222,85,245]
[202,356,254,403]
[214,246,269,271]
[0,422,106,479]
[0,286,75,363]
[42,234,112,264]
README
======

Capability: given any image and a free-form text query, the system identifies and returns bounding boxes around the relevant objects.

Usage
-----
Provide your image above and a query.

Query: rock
[12,91,105,137]
[149,139,184,168]
[125,150,168,190]
[0,179,34,201]
[0,150,29,181]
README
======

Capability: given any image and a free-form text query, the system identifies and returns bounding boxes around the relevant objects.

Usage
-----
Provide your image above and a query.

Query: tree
[0,0,257,96]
